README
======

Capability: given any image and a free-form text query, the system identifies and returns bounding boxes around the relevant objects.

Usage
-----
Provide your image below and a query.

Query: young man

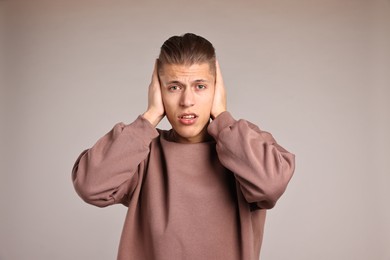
[72,33,295,260]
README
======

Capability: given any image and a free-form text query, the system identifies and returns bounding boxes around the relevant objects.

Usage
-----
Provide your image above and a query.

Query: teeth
[182,115,195,119]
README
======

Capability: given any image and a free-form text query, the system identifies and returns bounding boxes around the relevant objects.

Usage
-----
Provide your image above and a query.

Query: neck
[172,125,212,144]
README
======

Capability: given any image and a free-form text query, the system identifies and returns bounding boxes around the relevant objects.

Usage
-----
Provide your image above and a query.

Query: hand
[211,60,227,119]
[143,60,165,127]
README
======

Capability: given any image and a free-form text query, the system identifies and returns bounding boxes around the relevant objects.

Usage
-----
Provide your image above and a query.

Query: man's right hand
[142,60,165,127]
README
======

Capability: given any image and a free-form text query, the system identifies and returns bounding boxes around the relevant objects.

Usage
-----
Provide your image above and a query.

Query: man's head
[157,33,216,76]
[157,33,217,143]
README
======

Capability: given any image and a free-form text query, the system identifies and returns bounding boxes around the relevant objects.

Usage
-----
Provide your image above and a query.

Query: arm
[72,117,159,207]
[72,60,165,207]
[208,112,295,209]
[209,61,295,209]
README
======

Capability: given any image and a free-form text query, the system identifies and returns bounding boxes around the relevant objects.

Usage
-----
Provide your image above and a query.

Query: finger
[151,59,159,84]
[215,60,224,87]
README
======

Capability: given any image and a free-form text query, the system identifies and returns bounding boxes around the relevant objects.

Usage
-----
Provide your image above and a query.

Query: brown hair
[157,33,216,75]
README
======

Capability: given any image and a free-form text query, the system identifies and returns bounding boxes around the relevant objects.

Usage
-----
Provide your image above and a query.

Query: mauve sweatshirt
[72,111,295,260]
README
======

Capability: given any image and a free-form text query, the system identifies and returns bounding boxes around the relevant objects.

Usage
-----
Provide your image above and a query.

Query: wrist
[142,109,163,127]
[211,109,226,120]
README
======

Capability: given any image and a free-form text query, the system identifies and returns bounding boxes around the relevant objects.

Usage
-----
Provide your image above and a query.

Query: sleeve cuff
[122,115,160,144]
[207,111,236,139]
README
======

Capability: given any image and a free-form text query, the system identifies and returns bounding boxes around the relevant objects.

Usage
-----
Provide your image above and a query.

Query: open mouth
[180,114,197,119]
[178,113,198,125]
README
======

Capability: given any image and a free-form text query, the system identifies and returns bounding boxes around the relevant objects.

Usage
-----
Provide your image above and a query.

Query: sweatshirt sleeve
[72,115,159,207]
[208,111,295,209]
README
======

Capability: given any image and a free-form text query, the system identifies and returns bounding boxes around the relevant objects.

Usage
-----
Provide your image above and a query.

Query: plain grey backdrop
[1,0,389,259]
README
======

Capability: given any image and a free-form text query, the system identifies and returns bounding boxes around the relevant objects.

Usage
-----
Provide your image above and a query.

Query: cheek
[161,92,171,106]
[199,96,214,115]
[161,94,176,116]
[204,94,214,108]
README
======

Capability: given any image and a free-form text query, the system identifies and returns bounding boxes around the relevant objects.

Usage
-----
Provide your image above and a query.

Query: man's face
[159,63,215,143]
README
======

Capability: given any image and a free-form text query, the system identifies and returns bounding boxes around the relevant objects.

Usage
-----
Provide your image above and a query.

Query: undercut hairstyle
[157,33,216,75]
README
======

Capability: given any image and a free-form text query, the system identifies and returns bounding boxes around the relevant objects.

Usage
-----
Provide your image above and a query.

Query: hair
[157,33,216,75]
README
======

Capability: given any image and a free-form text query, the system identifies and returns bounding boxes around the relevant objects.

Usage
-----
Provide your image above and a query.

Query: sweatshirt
[72,111,295,260]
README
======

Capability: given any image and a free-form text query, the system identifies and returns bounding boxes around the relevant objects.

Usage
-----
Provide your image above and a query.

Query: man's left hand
[211,60,227,119]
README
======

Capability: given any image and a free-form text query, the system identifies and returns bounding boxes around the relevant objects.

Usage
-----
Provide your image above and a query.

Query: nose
[179,89,195,107]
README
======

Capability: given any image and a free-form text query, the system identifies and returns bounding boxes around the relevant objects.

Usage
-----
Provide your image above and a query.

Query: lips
[178,113,198,125]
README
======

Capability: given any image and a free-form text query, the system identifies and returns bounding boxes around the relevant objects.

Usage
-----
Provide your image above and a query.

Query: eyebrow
[166,80,182,85]
[194,79,209,83]
[166,79,209,84]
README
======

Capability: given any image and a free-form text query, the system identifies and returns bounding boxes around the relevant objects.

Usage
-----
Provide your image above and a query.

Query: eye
[168,85,180,91]
[196,84,206,90]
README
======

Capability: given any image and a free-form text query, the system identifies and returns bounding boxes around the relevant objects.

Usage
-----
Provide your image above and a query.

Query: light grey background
[1,0,389,259]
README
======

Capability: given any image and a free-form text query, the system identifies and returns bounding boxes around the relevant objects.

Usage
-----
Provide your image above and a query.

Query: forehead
[159,63,214,82]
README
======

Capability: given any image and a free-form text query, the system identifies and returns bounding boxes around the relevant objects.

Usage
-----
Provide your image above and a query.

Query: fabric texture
[72,111,295,260]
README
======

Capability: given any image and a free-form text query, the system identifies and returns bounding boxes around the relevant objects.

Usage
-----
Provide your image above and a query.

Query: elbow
[73,180,114,208]
[239,181,283,210]
[263,157,295,209]
[72,166,114,208]
[257,182,288,209]
[244,181,285,209]
[266,157,295,207]
[244,158,295,209]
